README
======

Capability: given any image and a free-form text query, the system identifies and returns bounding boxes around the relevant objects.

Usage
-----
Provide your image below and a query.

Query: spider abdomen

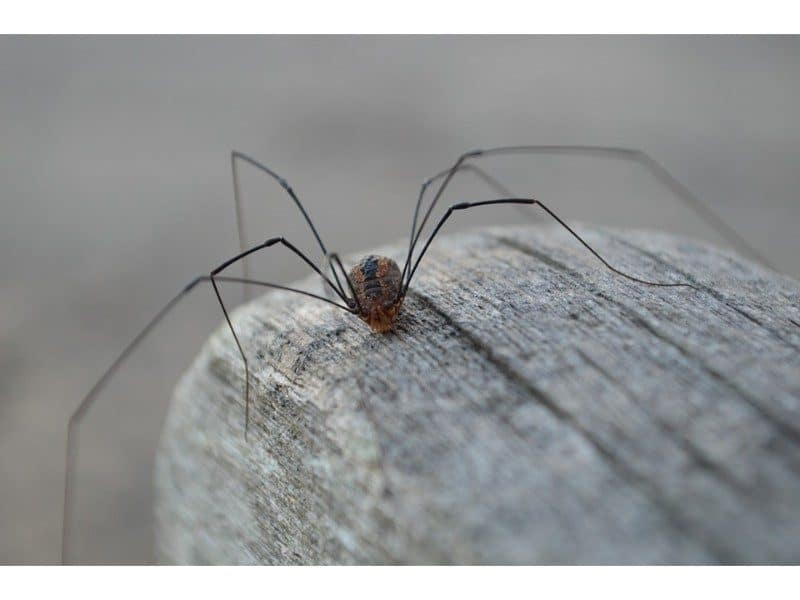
[349,255,404,333]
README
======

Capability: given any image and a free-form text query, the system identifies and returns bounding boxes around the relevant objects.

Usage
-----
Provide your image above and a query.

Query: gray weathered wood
[154,224,800,564]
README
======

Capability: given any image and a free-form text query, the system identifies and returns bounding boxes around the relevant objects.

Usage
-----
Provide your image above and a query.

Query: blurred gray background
[1,36,798,564]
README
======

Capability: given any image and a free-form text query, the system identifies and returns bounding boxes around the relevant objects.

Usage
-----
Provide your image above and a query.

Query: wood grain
[154,224,800,564]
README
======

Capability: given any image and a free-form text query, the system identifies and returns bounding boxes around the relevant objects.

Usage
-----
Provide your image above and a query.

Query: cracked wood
[155,224,800,564]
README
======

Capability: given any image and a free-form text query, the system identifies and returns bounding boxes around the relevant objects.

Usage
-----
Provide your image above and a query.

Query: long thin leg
[206,238,355,445]
[215,234,350,305]
[321,253,348,304]
[231,151,347,300]
[61,272,353,564]
[424,162,517,201]
[399,160,519,283]
[210,236,357,439]
[404,197,698,296]
[64,232,358,565]
[328,252,362,314]
[404,146,772,285]
[232,151,532,294]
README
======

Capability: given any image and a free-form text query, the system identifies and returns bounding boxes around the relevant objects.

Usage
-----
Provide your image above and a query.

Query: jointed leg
[422,162,517,203]
[209,237,358,441]
[231,151,347,299]
[401,161,522,283]
[406,146,772,278]
[231,150,530,294]
[327,252,361,314]
[62,273,351,564]
[214,235,349,305]
[62,244,355,564]
[403,197,698,296]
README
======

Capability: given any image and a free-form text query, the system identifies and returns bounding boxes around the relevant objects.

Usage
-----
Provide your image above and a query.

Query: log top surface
[156,224,800,564]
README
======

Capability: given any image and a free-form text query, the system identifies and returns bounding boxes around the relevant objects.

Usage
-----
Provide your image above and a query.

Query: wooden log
[154,224,800,564]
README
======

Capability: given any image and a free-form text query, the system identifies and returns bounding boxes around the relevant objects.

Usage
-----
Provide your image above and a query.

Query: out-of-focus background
[1,36,798,564]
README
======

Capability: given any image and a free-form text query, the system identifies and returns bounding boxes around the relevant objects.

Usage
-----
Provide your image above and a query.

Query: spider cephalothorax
[348,255,405,332]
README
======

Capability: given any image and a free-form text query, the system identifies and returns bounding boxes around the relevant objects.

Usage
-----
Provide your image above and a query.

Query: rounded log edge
[154,224,800,564]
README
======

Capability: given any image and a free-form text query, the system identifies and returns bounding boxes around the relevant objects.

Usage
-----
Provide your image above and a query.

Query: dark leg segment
[231,151,347,299]
[405,146,772,282]
[404,197,698,296]
[401,158,517,283]
[327,252,361,314]
[62,266,354,563]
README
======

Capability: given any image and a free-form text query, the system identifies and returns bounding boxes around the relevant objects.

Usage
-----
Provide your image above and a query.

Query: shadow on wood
[155,224,800,564]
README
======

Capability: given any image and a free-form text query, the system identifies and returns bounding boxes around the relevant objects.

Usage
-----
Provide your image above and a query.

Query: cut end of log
[155,224,800,564]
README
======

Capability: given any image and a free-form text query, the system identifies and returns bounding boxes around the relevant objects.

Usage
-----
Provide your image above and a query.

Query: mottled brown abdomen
[349,255,404,332]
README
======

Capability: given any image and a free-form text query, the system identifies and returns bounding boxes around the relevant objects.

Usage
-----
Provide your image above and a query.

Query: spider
[60,145,771,564]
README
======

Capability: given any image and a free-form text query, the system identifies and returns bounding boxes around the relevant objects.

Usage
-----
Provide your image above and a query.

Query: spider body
[349,255,404,332]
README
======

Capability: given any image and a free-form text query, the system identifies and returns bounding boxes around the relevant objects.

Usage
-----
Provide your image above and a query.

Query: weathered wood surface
[154,224,800,564]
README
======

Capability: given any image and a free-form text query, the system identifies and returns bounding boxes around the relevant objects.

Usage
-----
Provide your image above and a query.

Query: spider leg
[403,197,698,295]
[216,235,349,305]
[423,162,518,201]
[400,161,522,283]
[210,236,359,440]
[230,151,347,300]
[319,253,349,303]
[327,252,362,314]
[405,146,772,281]
[61,270,353,564]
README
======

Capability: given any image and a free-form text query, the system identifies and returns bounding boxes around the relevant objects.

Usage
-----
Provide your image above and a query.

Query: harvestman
[61,145,772,563]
